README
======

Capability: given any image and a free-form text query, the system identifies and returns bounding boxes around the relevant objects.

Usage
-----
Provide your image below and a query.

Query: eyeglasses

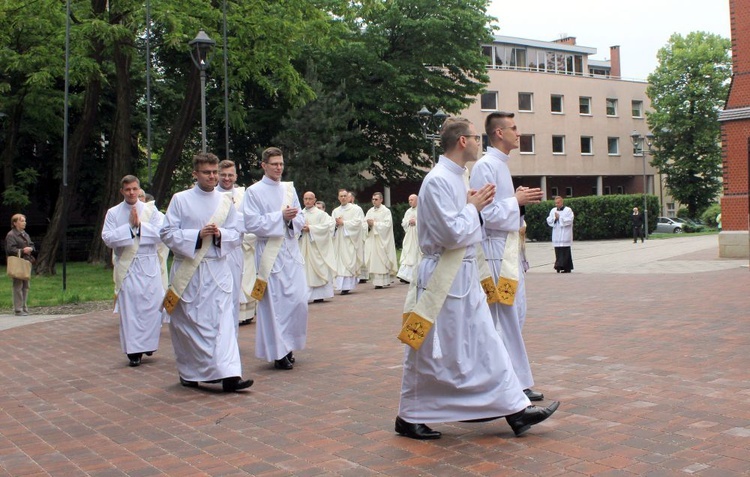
[496,125,518,133]
[461,134,481,142]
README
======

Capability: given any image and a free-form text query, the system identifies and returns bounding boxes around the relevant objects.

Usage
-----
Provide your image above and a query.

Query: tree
[647,32,731,217]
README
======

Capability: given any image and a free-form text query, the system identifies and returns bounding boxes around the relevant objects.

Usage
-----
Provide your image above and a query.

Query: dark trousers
[554,246,573,273]
[633,226,644,242]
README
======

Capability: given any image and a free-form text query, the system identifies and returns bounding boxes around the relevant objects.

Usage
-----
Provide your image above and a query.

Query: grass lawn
[648,229,719,239]
[1,262,114,311]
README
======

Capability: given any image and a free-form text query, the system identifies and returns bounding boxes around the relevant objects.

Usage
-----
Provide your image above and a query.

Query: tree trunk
[88,39,135,265]
[1,101,24,191]
[35,0,107,276]
[152,66,201,207]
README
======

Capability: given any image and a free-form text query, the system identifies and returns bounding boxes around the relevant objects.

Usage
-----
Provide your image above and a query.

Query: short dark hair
[121,175,140,188]
[193,152,219,171]
[262,147,283,163]
[439,117,472,151]
[484,111,515,137]
[372,192,383,200]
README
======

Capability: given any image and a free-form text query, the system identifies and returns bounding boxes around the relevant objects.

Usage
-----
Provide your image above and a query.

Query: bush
[525,194,660,241]
[701,203,721,228]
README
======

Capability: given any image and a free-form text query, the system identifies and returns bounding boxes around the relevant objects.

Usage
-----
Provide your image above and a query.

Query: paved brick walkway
[1,239,749,476]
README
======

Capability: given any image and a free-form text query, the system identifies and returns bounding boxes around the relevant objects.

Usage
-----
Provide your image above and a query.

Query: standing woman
[5,214,35,316]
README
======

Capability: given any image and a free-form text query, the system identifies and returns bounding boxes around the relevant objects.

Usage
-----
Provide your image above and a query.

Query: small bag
[7,251,31,280]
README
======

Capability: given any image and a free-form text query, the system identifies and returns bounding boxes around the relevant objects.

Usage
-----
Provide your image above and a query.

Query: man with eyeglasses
[470,111,547,404]
[243,147,309,371]
[160,152,253,392]
[364,192,398,288]
[395,117,558,440]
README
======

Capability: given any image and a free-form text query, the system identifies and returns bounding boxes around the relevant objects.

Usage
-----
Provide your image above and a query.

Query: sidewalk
[1,235,749,476]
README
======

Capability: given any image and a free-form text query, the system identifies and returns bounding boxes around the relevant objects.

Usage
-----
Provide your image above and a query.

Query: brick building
[718,0,750,258]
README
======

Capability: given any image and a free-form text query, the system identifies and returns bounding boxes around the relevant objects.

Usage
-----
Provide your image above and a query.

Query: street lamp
[630,131,654,240]
[417,106,448,165]
[189,30,216,153]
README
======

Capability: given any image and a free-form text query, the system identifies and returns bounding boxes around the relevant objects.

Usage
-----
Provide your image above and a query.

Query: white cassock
[217,185,248,326]
[397,206,419,283]
[398,156,529,424]
[331,203,365,292]
[300,206,336,301]
[241,233,258,320]
[470,147,534,389]
[354,203,369,280]
[160,187,243,382]
[243,176,308,362]
[102,200,165,356]
[364,205,398,286]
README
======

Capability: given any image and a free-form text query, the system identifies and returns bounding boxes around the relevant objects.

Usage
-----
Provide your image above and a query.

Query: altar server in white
[395,117,558,440]
[243,147,308,371]
[102,175,165,368]
[160,153,253,392]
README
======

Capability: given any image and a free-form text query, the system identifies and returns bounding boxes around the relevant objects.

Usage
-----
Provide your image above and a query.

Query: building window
[608,137,620,155]
[519,134,535,153]
[552,135,565,154]
[606,98,618,116]
[551,94,564,114]
[616,186,624,194]
[632,137,644,156]
[518,92,533,112]
[580,136,593,155]
[482,46,493,67]
[565,187,573,197]
[481,134,489,152]
[604,186,612,195]
[551,187,558,198]
[579,97,591,115]
[481,91,498,111]
[667,202,676,217]
[632,100,644,118]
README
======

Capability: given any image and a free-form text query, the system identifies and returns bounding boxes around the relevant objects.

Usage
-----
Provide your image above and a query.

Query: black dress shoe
[395,416,441,440]
[145,351,154,357]
[524,388,544,402]
[274,356,293,370]
[222,377,254,392]
[340,289,350,295]
[399,279,409,284]
[128,353,142,367]
[286,351,295,364]
[506,401,560,436]
[179,377,199,388]
[375,285,384,289]
[313,299,324,303]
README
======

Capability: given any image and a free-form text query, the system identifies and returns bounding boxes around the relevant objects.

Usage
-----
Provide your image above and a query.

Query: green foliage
[646,32,731,217]
[524,195,660,241]
[389,202,411,247]
[701,203,722,227]
[2,168,39,208]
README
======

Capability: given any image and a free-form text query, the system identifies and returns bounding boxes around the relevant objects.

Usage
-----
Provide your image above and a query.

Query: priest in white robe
[470,111,545,402]
[102,175,165,368]
[364,192,398,287]
[217,159,248,328]
[300,191,336,302]
[242,147,308,371]
[547,196,575,273]
[396,117,558,440]
[160,153,252,392]
[331,189,365,294]
[396,194,419,283]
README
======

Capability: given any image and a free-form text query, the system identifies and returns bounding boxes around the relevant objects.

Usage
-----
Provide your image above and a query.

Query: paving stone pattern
[1,237,749,476]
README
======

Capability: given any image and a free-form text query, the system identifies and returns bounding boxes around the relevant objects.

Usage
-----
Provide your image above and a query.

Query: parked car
[655,217,683,233]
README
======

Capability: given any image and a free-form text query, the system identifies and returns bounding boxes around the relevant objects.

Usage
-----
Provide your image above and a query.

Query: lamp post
[417,106,448,165]
[630,131,654,240]
[189,31,216,153]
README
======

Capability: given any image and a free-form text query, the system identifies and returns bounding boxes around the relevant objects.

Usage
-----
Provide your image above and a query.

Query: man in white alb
[331,189,365,295]
[470,111,546,403]
[396,194,419,283]
[102,175,165,368]
[395,117,558,440]
[300,191,336,303]
[160,152,253,392]
[243,147,308,371]
[364,192,398,288]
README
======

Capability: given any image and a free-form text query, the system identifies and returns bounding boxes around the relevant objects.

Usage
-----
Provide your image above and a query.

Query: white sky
[487,0,731,81]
